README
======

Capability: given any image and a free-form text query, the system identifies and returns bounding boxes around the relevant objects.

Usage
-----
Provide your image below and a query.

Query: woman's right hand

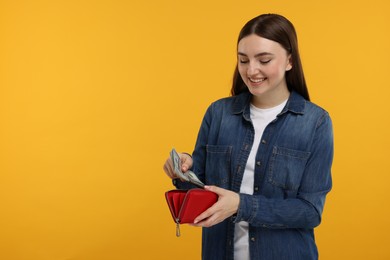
[163,152,193,180]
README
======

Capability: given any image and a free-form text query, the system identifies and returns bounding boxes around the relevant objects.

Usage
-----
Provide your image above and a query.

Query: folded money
[170,148,205,188]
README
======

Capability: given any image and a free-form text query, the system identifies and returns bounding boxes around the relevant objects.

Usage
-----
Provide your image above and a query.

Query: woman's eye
[239,60,249,64]
[260,60,271,64]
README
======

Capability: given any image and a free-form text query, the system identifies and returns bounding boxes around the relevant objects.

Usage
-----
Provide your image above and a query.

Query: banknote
[170,148,205,188]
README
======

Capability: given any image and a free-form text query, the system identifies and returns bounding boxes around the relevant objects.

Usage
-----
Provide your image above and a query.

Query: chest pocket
[205,145,232,188]
[267,146,310,191]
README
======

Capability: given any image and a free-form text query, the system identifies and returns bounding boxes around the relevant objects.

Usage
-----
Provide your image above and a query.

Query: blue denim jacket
[175,91,333,260]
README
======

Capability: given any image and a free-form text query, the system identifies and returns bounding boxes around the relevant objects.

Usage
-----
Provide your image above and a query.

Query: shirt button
[261,139,267,144]
[251,237,256,242]
[256,161,261,166]
[254,186,259,191]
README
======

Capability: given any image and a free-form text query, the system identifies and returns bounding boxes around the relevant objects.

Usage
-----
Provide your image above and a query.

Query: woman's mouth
[249,77,266,83]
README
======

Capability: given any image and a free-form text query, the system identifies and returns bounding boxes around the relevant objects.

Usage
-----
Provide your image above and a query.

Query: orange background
[1,0,389,259]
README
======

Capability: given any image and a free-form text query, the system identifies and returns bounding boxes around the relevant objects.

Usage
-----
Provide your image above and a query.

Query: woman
[163,13,333,260]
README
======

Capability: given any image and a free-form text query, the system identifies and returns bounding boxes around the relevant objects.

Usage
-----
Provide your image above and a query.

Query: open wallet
[165,188,218,237]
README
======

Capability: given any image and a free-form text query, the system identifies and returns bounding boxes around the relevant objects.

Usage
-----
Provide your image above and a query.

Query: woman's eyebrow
[238,52,273,57]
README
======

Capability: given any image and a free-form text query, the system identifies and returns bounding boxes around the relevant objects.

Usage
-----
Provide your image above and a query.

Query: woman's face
[237,34,292,107]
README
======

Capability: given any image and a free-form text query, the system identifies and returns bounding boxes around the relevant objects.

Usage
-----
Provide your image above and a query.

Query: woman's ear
[286,55,292,71]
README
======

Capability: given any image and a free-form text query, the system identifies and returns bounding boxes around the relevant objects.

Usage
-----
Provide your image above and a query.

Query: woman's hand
[162,152,193,180]
[192,185,240,227]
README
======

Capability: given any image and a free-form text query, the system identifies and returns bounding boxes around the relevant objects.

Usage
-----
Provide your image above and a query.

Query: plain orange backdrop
[0,0,389,259]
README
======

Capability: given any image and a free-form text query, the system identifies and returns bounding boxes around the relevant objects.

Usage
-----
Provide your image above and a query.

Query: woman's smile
[248,77,267,84]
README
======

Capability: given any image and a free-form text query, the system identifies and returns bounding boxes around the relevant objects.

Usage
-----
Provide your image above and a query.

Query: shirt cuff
[233,193,258,223]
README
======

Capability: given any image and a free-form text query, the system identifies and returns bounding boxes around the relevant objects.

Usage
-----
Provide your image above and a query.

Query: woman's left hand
[192,185,240,227]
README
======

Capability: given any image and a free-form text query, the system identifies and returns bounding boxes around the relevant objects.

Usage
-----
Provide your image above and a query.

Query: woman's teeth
[249,78,266,83]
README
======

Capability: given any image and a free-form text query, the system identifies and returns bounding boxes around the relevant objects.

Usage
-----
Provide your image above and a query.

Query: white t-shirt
[234,100,287,260]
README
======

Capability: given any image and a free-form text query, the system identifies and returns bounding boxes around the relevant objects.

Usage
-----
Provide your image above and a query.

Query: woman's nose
[247,61,260,75]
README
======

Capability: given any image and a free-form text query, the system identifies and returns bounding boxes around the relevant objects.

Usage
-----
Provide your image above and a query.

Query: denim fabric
[175,91,333,260]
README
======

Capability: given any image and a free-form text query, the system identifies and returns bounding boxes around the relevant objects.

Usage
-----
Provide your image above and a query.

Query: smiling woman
[237,35,292,108]
[232,14,309,103]
[163,13,334,260]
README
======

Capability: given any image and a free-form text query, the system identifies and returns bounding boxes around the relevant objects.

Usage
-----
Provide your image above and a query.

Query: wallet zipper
[175,218,181,237]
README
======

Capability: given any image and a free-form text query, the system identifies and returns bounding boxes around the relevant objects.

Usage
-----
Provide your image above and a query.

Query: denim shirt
[175,91,333,260]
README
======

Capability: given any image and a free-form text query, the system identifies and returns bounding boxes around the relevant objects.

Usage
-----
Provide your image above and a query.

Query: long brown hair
[231,14,310,101]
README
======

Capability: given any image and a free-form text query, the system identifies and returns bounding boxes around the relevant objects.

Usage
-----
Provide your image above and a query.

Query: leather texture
[165,188,218,224]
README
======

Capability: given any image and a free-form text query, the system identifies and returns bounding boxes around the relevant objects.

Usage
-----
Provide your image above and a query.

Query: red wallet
[165,188,218,237]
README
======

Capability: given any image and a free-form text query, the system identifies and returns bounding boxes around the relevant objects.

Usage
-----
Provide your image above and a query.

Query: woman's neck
[251,88,290,109]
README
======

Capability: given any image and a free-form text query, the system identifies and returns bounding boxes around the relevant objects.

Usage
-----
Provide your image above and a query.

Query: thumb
[180,154,193,172]
[181,163,189,172]
[181,162,189,172]
[204,185,224,195]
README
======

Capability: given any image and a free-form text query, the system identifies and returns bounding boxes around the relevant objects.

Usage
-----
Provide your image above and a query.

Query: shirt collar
[232,91,306,115]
